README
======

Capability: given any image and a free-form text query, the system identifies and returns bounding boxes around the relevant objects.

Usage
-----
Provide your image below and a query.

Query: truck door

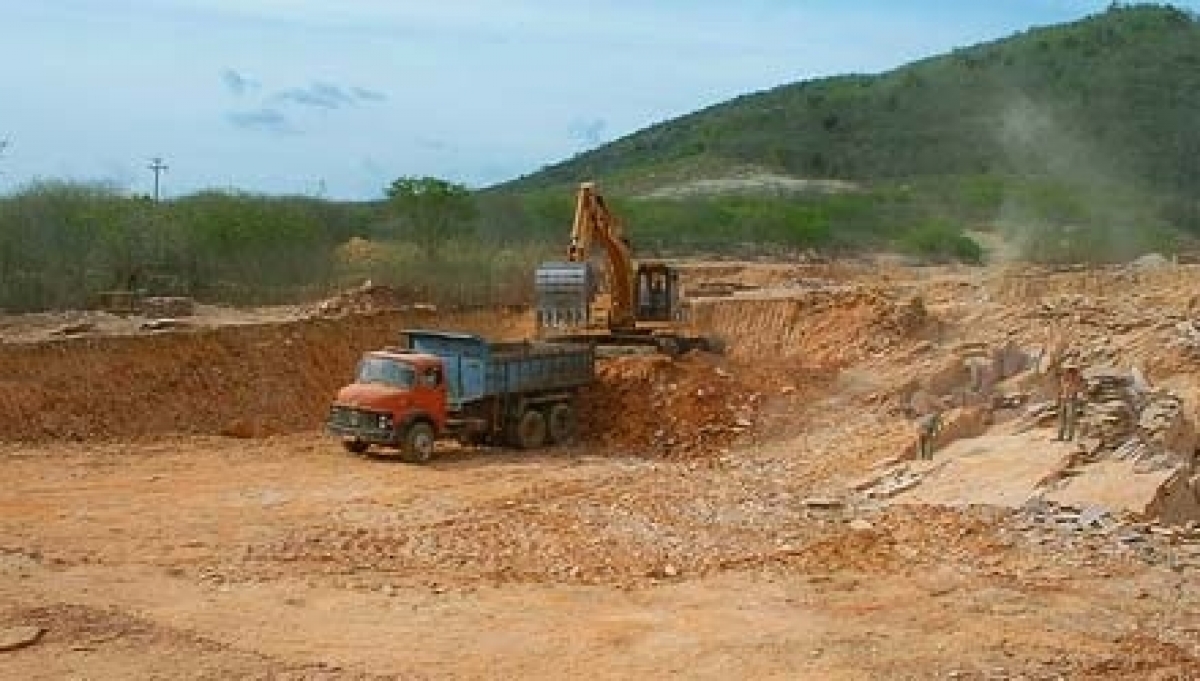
[413,365,448,430]
[440,355,486,410]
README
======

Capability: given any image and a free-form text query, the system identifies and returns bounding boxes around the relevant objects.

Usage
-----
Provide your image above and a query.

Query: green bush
[900,221,984,263]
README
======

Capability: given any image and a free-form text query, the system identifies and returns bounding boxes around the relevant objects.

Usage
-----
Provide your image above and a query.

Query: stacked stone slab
[1068,367,1197,471]
[1080,367,1138,448]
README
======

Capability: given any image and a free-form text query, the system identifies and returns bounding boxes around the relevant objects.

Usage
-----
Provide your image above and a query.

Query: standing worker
[1056,361,1085,441]
[916,410,943,460]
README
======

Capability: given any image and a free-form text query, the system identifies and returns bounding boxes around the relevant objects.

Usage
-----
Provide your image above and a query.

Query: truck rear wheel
[400,422,436,463]
[654,336,681,357]
[546,403,577,445]
[514,409,547,449]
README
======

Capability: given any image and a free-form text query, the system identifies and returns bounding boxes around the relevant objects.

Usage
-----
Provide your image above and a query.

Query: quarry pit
[2,260,1199,679]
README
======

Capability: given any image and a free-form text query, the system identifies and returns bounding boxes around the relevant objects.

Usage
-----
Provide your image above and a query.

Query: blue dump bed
[403,330,595,410]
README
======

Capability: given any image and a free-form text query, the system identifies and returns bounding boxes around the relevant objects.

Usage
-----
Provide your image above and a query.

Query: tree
[383,176,477,259]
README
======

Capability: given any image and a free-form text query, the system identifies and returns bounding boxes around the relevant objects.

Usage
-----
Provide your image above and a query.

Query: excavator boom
[564,183,636,329]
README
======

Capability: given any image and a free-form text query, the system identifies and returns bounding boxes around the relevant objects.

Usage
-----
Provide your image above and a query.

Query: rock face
[872,339,1200,526]
[1147,471,1200,526]
[1044,364,1200,524]
[1139,394,1197,460]
[901,341,1036,416]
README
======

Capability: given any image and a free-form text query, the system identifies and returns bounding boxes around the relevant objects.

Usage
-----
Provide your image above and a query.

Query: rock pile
[576,353,780,458]
[1080,368,1140,447]
[315,282,422,317]
[141,296,195,318]
[1011,499,1200,570]
[1171,320,1200,355]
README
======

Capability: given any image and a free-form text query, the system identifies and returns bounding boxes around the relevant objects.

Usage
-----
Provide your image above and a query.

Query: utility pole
[148,156,168,201]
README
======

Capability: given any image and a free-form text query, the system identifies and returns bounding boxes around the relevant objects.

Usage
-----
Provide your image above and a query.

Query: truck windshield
[356,357,415,389]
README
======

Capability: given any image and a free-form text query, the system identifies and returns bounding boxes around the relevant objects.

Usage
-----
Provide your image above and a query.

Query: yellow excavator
[534,182,719,354]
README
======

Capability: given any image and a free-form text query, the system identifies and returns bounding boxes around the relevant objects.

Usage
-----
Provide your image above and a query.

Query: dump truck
[327,329,595,462]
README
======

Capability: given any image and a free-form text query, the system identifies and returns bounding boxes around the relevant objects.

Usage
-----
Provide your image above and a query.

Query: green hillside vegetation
[502,3,1200,262]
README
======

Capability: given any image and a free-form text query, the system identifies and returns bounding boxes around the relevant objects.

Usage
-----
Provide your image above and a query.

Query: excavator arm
[565,183,636,330]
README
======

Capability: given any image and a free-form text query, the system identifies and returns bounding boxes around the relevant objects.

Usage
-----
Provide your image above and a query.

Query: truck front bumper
[326,405,401,446]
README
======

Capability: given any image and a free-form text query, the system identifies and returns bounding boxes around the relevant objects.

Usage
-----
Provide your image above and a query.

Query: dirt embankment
[0,285,921,449]
[0,310,524,443]
[691,286,928,367]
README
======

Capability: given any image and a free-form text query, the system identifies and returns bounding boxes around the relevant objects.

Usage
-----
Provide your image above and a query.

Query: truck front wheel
[342,439,369,455]
[401,422,436,463]
[514,409,547,449]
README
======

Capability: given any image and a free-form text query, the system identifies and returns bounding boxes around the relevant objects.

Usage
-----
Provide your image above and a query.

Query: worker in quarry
[1056,361,1085,441]
[916,410,943,460]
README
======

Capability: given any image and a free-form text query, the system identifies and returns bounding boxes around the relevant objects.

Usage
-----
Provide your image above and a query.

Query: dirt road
[2,430,1197,680]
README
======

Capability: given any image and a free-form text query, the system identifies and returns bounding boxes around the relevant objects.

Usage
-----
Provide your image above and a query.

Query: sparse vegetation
[0,181,547,313]
[900,221,985,263]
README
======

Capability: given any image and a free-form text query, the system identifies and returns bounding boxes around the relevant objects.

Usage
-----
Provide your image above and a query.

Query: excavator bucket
[535,261,594,332]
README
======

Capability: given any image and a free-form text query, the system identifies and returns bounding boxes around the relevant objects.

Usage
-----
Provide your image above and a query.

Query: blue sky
[0,1,1189,199]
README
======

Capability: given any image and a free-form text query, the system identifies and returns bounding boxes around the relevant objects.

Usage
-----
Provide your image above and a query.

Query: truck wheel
[546,404,577,445]
[514,409,547,449]
[400,422,436,463]
[655,336,681,357]
[342,439,369,455]
[700,335,726,354]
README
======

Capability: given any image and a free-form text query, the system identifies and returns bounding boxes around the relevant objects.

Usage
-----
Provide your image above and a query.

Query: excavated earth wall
[0,287,915,448]
[0,310,521,443]
[689,287,925,367]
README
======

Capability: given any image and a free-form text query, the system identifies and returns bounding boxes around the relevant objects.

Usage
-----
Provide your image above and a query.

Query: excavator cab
[635,262,682,323]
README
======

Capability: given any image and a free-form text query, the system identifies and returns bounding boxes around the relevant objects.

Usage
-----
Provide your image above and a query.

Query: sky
[1,1,1194,200]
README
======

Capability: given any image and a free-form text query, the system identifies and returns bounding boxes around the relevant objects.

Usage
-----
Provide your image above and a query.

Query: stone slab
[889,433,1074,510]
[1045,460,1179,517]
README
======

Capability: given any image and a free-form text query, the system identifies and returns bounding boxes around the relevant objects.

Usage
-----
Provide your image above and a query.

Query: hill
[513,5,1200,194]
[490,5,1200,261]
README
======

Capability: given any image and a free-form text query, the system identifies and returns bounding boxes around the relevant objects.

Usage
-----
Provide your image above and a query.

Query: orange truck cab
[327,330,594,463]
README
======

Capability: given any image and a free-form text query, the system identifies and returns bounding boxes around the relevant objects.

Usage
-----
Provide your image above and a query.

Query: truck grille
[329,405,381,428]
